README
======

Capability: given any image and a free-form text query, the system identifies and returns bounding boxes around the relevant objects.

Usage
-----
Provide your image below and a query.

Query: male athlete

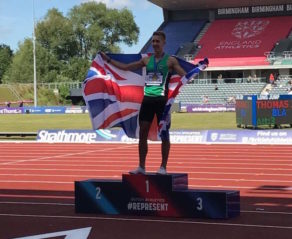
[100,31,186,175]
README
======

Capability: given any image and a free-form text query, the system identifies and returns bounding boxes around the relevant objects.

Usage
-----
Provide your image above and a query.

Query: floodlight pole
[33,0,37,107]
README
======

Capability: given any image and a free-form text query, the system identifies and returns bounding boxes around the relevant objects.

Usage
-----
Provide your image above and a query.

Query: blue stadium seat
[143,20,206,55]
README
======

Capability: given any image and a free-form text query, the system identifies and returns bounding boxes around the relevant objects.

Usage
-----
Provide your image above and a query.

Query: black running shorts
[139,96,167,123]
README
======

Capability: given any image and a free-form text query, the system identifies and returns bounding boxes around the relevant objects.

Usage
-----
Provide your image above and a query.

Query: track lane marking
[0,144,135,165]
[0,213,292,229]
[0,180,291,191]
[0,201,291,215]
[1,164,291,171]
[1,162,291,167]
[2,157,292,162]
[0,174,291,183]
[0,168,291,176]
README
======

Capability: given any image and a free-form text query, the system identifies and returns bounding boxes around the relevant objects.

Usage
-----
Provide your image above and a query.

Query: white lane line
[1,151,292,156]
[187,178,292,183]
[0,173,291,183]
[0,213,291,229]
[2,157,292,163]
[1,162,291,168]
[0,167,291,176]
[0,201,74,206]
[1,142,291,149]
[0,201,291,217]
[241,210,292,215]
[12,227,91,239]
[0,145,135,165]
[0,152,138,156]
[0,180,72,184]
[2,153,292,160]
[0,180,290,191]
[0,202,291,215]
[188,184,291,190]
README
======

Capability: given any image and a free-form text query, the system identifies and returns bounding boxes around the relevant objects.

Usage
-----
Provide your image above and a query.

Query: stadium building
[138,0,292,105]
[71,0,292,106]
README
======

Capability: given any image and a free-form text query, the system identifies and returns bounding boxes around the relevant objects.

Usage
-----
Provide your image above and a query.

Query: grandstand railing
[39,82,83,89]
[191,77,267,84]
[184,54,195,62]
[283,51,292,58]
[0,82,83,90]
[265,51,292,63]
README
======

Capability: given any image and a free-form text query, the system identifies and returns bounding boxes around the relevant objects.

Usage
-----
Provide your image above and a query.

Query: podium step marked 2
[75,173,240,219]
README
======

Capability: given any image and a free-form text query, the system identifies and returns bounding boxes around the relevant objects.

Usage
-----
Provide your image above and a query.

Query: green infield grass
[0,112,237,132]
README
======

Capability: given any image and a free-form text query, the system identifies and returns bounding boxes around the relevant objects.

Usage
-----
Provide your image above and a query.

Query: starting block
[75,173,240,219]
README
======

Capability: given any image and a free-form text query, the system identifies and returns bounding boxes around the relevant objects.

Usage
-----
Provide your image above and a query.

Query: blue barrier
[24,106,66,114]
[0,106,88,114]
[0,107,23,114]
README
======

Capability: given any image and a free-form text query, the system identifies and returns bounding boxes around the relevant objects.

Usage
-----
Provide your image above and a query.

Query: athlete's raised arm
[100,52,147,71]
[168,56,186,77]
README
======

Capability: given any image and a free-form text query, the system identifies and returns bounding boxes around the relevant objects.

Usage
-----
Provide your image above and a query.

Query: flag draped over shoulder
[83,53,208,141]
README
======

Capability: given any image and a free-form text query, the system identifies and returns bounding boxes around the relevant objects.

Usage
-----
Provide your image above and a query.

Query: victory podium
[75,173,240,219]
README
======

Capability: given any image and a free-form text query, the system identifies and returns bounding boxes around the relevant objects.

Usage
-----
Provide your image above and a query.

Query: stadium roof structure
[148,0,292,10]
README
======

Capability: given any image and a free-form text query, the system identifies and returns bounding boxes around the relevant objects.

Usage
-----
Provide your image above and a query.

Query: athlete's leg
[156,96,169,173]
[161,138,170,169]
[138,120,151,169]
[129,96,154,174]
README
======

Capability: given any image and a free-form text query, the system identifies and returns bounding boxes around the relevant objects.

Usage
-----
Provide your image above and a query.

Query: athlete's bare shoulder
[167,55,186,76]
[167,56,178,65]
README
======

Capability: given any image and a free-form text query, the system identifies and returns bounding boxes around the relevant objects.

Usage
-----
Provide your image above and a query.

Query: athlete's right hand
[99,52,111,62]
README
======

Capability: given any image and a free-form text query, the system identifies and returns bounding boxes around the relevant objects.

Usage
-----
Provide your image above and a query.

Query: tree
[3,39,61,83]
[3,39,33,83]
[69,2,139,59]
[61,57,90,82]
[0,44,13,83]
[36,8,78,61]
[4,2,139,84]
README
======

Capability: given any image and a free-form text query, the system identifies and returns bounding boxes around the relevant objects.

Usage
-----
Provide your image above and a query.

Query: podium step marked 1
[75,173,240,219]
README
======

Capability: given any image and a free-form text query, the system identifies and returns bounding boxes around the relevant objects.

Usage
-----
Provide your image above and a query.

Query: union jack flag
[83,53,208,141]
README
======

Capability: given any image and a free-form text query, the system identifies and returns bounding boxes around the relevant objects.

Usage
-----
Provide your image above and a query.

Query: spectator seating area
[142,20,206,55]
[269,76,292,95]
[141,17,292,68]
[273,39,292,57]
[267,51,292,65]
[195,16,292,67]
[176,82,267,104]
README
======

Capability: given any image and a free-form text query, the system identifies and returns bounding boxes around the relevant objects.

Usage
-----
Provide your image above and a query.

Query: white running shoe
[157,167,167,175]
[129,166,145,175]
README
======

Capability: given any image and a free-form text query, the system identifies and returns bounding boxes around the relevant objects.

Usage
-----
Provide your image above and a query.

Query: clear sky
[0,0,163,53]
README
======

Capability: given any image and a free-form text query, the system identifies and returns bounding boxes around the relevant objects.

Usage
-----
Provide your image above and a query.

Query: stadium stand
[176,82,267,104]
[56,2,292,106]
[195,16,292,67]
[176,42,197,59]
[273,39,292,57]
[268,75,292,95]
[142,20,206,55]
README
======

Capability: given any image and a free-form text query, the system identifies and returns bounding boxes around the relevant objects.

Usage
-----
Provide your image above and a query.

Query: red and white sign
[195,16,292,66]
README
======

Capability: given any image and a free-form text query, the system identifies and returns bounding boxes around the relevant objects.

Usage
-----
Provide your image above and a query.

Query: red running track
[0,142,291,239]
